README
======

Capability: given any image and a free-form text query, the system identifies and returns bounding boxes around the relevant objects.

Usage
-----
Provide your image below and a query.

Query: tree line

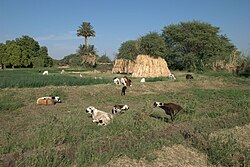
[57,22,111,67]
[116,20,250,72]
[0,35,53,69]
[60,20,249,75]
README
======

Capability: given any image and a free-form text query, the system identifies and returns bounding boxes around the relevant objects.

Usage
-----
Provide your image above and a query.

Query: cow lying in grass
[153,102,183,121]
[37,96,62,105]
[112,104,129,114]
[86,106,113,126]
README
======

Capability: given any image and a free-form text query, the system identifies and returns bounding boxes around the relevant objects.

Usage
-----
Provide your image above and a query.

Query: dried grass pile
[112,59,135,74]
[81,54,96,66]
[132,55,171,77]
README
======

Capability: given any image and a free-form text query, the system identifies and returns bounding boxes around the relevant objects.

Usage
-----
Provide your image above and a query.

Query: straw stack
[132,55,171,77]
[112,59,135,74]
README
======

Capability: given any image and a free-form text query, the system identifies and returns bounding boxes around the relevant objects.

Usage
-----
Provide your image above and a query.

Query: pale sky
[1,0,250,60]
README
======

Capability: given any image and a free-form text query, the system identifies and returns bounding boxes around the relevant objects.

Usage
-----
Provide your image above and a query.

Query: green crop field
[0,69,249,167]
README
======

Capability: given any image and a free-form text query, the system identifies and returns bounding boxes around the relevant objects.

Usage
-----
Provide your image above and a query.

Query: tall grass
[0,93,24,111]
[0,69,111,88]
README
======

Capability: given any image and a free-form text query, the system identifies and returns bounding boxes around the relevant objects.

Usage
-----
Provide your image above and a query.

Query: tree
[69,55,82,66]
[0,43,7,68]
[1,36,54,68]
[77,22,96,49]
[162,21,235,71]
[58,53,82,66]
[139,32,168,58]
[6,41,22,68]
[117,40,139,61]
[77,44,97,55]
[16,35,40,67]
[38,46,53,67]
[97,54,112,63]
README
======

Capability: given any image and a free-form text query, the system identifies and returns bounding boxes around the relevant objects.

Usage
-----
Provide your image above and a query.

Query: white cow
[43,71,49,75]
[169,73,176,80]
[140,78,146,82]
[113,77,121,85]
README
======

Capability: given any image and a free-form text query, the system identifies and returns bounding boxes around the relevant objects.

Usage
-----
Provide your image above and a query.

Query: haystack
[132,55,171,77]
[81,54,96,66]
[112,59,135,74]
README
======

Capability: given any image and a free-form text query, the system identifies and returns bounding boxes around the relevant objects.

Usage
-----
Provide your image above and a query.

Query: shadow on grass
[149,113,171,122]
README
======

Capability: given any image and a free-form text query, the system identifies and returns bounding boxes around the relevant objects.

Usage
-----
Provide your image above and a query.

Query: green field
[0,69,250,167]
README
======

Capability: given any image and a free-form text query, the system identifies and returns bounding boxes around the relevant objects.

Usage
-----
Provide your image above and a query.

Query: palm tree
[77,22,95,48]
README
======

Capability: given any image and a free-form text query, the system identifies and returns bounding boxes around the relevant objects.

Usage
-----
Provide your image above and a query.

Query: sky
[1,0,250,60]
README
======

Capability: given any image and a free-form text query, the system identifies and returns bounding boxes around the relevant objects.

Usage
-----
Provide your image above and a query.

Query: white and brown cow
[86,106,113,126]
[37,96,62,105]
[112,104,129,114]
[120,76,132,87]
[113,77,121,85]
[153,102,183,121]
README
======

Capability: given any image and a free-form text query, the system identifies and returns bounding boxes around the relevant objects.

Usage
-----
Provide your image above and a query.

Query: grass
[0,69,250,166]
[0,69,111,88]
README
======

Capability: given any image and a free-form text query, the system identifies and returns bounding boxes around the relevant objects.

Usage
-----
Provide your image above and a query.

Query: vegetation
[56,53,82,67]
[2,20,249,77]
[0,69,111,88]
[0,69,249,166]
[77,44,97,56]
[162,21,236,71]
[77,22,96,49]
[97,54,112,63]
[0,36,53,68]
[139,32,168,58]
[76,22,99,67]
[116,21,242,72]
[116,40,139,61]
[237,55,250,77]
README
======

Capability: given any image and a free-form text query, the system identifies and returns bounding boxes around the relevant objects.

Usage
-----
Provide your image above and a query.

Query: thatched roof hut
[132,55,171,77]
[112,59,135,74]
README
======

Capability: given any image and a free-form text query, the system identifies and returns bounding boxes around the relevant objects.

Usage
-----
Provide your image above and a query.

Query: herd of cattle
[37,71,194,125]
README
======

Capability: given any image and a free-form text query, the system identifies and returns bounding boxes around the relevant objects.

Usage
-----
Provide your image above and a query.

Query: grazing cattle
[80,74,83,78]
[121,86,127,96]
[60,70,65,74]
[86,106,113,126]
[37,96,62,105]
[43,71,49,75]
[186,74,194,80]
[120,76,132,86]
[112,104,129,114]
[153,102,183,121]
[140,78,146,82]
[113,77,120,85]
[169,73,176,80]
